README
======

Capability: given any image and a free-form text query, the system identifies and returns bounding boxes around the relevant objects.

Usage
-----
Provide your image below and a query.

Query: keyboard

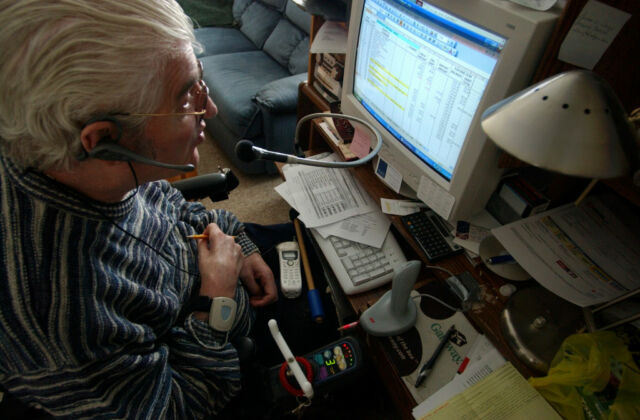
[310,229,407,295]
[400,209,463,262]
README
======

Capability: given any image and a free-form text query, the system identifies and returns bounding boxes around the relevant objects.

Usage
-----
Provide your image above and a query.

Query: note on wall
[558,0,630,69]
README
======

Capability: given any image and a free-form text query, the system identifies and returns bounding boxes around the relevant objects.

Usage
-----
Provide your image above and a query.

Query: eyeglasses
[119,60,209,118]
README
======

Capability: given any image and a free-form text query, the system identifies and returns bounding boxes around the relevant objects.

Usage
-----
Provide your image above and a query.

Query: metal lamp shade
[481,70,636,179]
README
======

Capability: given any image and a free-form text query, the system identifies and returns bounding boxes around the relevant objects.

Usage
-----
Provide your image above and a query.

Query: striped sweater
[0,154,257,419]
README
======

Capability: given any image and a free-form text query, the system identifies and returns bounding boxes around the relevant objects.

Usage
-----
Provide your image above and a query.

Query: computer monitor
[341,0,560,222]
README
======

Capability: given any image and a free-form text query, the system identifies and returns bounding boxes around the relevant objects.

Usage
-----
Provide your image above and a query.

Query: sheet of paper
[558,0,631,69]
[318,121,341,145]
[417,363,561,420]
[380,198,427,216]
[349,125,371,158]
[310,21,348,54]
[314,210,390,248]
[508,0,557,11]
[375,158,402,193]
[412,335,507,419]
[395,307,479,404]
[275,182,295,209]
[282,154,377,228]
[492,195,640,307]
[417,176,454,221]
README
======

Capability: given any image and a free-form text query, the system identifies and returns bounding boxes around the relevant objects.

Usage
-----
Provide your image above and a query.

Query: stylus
[414,325,455,387]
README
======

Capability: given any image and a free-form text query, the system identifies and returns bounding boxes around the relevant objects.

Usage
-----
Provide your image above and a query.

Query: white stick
[268,319,314,398]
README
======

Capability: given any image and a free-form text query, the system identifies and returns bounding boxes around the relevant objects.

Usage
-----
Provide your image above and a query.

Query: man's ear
[80,120,121,155]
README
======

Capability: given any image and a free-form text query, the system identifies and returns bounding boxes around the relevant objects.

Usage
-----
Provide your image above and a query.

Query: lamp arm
[632,108,640,187]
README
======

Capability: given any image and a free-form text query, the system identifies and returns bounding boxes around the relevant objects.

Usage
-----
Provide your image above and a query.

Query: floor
[197,134,291,225]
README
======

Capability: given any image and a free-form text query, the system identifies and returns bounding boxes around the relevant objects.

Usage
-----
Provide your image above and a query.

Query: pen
[414,325,455,387]
[337,321,360,331]
[485,254,515,265]
[187,234,237,240]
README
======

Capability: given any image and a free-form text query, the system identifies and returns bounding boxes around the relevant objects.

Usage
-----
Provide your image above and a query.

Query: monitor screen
[352,0,506,181]
[341,0,559,222]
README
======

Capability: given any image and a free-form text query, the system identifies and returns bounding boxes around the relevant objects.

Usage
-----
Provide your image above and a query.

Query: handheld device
[267,332,364,402]
[277,241,302,299]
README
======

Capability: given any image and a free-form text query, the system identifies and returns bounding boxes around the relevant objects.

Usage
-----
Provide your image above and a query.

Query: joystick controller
[359,260,421,336]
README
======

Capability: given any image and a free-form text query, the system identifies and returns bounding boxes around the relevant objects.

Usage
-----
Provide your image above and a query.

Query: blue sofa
[195,0,311,174]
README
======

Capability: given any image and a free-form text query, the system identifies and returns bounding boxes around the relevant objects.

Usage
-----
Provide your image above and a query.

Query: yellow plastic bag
[529,331,640,420]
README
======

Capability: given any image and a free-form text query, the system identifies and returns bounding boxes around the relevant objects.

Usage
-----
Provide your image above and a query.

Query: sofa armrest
[253,73,308,113]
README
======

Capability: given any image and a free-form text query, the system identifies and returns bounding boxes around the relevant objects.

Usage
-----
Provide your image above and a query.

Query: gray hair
[0,0,201,170]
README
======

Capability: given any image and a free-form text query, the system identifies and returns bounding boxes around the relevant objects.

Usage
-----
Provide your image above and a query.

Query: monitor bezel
[341,0,559,221]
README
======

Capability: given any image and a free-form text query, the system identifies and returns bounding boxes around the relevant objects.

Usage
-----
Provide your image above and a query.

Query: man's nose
[204,96,217,119]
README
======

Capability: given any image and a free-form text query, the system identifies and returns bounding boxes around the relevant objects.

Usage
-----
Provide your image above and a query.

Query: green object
[177,0,235,27]
[529,331,640,420]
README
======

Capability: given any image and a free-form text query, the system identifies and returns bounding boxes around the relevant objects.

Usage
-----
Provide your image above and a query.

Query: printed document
[280,154,378,228]
[313,211,391,248]
[492,195,640,307]
[276,153,390,247]
[412,335,506,418]
[417,363,561,420]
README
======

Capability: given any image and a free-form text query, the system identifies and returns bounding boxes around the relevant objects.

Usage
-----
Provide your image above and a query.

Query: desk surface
[295,82,540,419]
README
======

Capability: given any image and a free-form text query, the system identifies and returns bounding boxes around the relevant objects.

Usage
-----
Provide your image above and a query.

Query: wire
[425,264,454,278]
[92,163,200,276]
[30,165,200,277]
[412,293,462,312]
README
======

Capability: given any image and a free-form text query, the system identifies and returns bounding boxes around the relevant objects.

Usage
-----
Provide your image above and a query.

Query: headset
[78,115,195,172]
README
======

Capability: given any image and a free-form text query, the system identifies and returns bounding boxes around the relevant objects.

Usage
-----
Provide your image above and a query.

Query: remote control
[277,241,302,298]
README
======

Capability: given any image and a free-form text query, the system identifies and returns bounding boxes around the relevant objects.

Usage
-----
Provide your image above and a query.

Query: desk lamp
[480,70,639,372]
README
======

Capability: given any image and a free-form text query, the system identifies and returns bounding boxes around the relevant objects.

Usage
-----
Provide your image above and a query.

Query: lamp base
[500,286,584,373]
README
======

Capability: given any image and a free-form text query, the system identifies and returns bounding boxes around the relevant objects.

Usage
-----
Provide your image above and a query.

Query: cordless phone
[277,241,302,299]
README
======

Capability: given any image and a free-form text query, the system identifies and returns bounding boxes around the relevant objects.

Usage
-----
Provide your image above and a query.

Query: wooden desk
[296,81,540,419]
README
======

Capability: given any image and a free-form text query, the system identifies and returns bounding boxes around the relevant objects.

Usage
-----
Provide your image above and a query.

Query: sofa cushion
[232,0,253,20]
[194,27,257,57]
[202,51,290,138]
[254,73,308,113]
[239,1,281,49]
[284,1,311,34]
[261,0,287,11]
[263,19,307,70]
[288,38,309,74]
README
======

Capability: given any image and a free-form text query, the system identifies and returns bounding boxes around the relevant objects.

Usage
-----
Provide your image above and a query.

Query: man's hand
[196,223,243,299]
[239,253,277,307]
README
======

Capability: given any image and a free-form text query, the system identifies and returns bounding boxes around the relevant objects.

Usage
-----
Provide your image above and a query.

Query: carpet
[197,134,292,226]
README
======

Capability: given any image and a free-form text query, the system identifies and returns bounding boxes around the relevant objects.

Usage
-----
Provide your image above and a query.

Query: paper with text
[418,363,561,420]
[558,0,630,69]
[492,195,640,307]
[282,155,377,228]
[412,335,506,418]
[313,210,390,248]
[310,21,348,54]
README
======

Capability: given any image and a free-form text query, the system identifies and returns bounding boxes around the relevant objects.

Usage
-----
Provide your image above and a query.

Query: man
[0,0,277,417]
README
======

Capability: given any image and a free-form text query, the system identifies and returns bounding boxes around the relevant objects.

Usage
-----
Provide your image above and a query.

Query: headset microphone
[79,115,194,172]
[235,112,383,169]
[81,142,195,172]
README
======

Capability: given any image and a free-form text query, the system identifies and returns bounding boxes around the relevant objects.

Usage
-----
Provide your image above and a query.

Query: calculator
[401,209,463,262]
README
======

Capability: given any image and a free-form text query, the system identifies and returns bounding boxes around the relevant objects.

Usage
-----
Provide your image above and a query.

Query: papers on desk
[412,335,506,418]
[492,195,640,307]
[414,363,561,420]
[411,329,561,419]
[275,153,391,248]
[377,290,480,405]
